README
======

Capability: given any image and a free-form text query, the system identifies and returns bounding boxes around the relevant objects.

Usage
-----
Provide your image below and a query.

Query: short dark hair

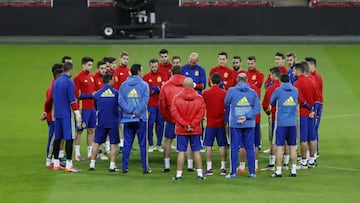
[247,56,256,61]
[52,63,63,78]
[275,52,285,59]
[102,74,113,84]
[300,61,309,73]
[81,57,93,65]
[294,63,305,73]
[171,65,182,75]
[130,64,142,76]
[279,74,290,83]
[97,61,106,68]
[63,62,73,72]
[120,52,129,58]
[270,67,281,78]
[172,56,181,61]
[232,56,242,62]
[102,57,110,63]
[211,72,221,85]
[149,58,159,64]
[108,57,116,63]
[218,51,228,58]
[159,49,168,55]
[305,57,317,67]
[61,56,71,63]
[286,52,296,58]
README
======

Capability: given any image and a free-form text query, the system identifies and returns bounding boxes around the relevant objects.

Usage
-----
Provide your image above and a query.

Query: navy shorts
[300,116,316,142]
[176,135,202,152]
[275,126,297,146]
[164,122,176,139]
[81,109,96,129]
[55,117,76,140]
[94,126,120,145]
[203,127,227,147]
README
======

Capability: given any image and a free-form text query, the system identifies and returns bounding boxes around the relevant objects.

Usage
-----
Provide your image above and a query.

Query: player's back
[53,74,74,118]
[160,74,186,123]
[203,86,226,128]
[95,85,119,128]
[271,83,298,126]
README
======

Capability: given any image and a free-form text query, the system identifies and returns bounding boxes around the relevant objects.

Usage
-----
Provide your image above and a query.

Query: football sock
[59,150,65,158]
[207,161,212,170]
[164,158,170,169]
[284,155,290,165]
[53,159,60,167]
[75,145,81,156]
[291,164,297,174]
[187,159,194,169]
[119,139,124,148]
[221,161,226,169]
[110,161,116,170]
[66,160,73,169]
[255,160,258,169]
[105,141,110,153]
[197,169,203,177]
[90,160,96,168]
[87,146,92,158]
[309,157,315,164]
[65,140,73,160]
[46,158,51,165]
[269,155,276,165]
[239,162,246,169]
[176,170,182,178]
[276,166,282,175]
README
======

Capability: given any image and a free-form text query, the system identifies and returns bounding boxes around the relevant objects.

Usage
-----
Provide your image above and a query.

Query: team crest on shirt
[252,75,256,80]
[120,72,123,75]
[283,96,296,106]
[195,70,199,76]
[237,97,250,106]
[127,89,139,98]
[149,79,153,83]
[101,89,115,97]
[224,72,228,78]
[84,79,88,83]
[157,76,162,82]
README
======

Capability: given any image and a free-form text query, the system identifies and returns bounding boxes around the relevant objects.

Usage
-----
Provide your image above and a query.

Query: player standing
[209,51,235,90]
[182,52,206,95]
[73,57,96,161]
[143,59,166,152]
[265,52,288,88]
[203,73,227,175]
[118,64,151,173]
[52,62,82,172]
[89,74,120,172]
[158,49,172,80]
[225,73,260,179]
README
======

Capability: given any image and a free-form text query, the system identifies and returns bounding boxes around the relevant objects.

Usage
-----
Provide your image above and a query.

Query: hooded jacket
[270,82,298,127]
[171,88,206,135]
[118,76,149,121]
[159,74,186,123]
[225,82,260,128]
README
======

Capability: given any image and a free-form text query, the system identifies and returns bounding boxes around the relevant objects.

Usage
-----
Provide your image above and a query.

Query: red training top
[262,79,281,122]
[171,88,206,135]
[247,68,264,90]
[112,65,130,90]
[73,70,95,110]
[203,85,227,128]
[158,62,172,81]
[143,70,167,107]
[209,65,235,90]
[92,71,104,91]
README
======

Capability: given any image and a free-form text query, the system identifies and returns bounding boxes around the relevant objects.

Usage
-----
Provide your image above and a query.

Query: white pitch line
[259,113,360,128]
[317,165,360,172]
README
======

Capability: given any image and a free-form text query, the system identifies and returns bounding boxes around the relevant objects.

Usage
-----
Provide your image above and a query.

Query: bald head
[188,52,199,67]
[237,73,247,83]
[184,77,194,88]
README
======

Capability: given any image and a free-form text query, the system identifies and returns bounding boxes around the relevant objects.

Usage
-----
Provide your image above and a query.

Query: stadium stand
[87,0,114,7]
[310,0,360,7]
[179,0,274,7]
[0,0,52,7]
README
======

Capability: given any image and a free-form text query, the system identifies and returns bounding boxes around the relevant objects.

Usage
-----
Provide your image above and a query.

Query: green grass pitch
[0,44,359,202]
